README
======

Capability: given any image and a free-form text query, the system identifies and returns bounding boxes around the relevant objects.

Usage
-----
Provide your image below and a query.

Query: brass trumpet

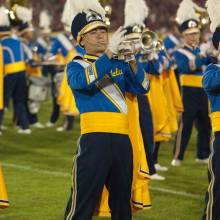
[114,30,164,60]
[141,30,164,53]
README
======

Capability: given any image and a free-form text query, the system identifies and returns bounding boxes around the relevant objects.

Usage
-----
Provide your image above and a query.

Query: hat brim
[0,31,11,36]
[183,28,200,35]
[77,21,107,43]
[19,27,34,35]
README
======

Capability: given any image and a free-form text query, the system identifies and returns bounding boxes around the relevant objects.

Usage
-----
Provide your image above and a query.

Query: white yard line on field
[0,213,24,219]
[149,186,203,199]
[2,162,70,177]
[2,162,204,200]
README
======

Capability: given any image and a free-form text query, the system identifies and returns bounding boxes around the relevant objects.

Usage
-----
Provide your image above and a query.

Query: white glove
[108,27,126,54]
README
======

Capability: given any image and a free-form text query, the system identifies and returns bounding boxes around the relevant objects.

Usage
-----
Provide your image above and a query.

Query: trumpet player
[123,0,168,180]
[171,0,213,166]
[63,0,150,219]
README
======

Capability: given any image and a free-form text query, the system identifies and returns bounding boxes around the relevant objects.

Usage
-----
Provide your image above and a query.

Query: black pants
[65,116,75,130]
[173,87,211,160]
[4,72,29,129]
[137,95,156,175]
[202,132,220,220]
[64,133,133,220]
[153,142,160,164]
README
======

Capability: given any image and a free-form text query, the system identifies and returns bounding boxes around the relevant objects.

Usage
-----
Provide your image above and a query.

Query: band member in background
[171,0,212,166]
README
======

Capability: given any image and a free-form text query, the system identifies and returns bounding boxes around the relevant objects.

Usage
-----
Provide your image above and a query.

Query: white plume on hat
[66,0,106,22]
[0,6,10,27]
[193,2,206,13]
[61,0,74,28]
[176,0,199,24]
[39,10,51,30]
[124,0,149,27]
[206,0,220,32]
[15,5,33,23]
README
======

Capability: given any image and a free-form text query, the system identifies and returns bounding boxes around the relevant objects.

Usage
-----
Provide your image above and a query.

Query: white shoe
[171,159,181,167]
[155,163,168,172]
[150,173,165,181]
[0,125,7,131]
[32,122,45,129]
[18,129,32,134]
[45,122,55,128]
[195,158,209,164]
[56,126,66,132]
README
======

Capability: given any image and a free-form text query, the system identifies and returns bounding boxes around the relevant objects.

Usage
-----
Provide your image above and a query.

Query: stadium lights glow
[104,5,112,15]
[201,18,208,25]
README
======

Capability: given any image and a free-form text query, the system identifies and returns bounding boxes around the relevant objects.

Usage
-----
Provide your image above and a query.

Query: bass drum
[28,76,51,102]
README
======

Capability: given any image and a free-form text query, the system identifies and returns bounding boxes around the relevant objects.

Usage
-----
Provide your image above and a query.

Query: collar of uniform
[84,54,99,62]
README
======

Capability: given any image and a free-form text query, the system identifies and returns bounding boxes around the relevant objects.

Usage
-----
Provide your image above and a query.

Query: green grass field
[0,101,209,220]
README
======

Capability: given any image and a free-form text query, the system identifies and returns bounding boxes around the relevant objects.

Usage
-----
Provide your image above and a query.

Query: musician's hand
[107,27,126,55]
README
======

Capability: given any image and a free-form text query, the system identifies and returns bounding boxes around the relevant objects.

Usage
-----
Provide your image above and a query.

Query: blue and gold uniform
[68,54,149,130]
[202,64,220,220]
[163,34,181,56]
[172,45,212,161]
[65,51,149,220]
[2,35,29,130]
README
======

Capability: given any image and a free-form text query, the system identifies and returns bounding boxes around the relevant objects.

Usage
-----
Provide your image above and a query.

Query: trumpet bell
[141,31,158,51]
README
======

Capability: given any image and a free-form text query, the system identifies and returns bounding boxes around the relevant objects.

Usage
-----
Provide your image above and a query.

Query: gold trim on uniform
[4,61,26,75]
[206,136,215,220]
[180,74,202,88]
[66,141,82,220]
[80,112,129,135]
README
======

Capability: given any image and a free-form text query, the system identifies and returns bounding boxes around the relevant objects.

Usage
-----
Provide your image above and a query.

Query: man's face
[183,32,200,47]
[81,27,108,55]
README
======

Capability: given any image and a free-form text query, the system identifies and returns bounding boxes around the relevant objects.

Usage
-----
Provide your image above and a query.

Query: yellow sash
[180,74,203,88]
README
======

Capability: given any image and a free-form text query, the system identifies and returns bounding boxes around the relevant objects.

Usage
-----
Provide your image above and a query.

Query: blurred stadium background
[1,0,206,30]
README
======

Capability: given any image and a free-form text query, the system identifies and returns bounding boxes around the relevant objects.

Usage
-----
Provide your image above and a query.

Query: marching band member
[63,0,151,219]
[1,5,30,134]
[0,6,11,208]
[0,6,10,135]
[171,0,212,166]
[37,10,62,128]
[123,0,167,180]
[202,1,220,219]
[46,13,77,132]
